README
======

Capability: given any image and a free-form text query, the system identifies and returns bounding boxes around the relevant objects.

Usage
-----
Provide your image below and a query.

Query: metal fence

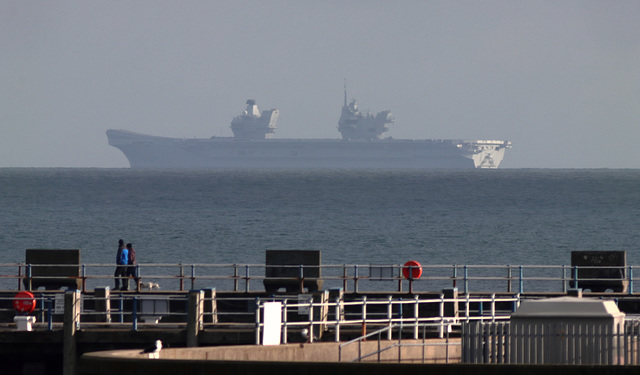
[462,320,640,365]
[338,323,460,363]
[3,292,518,343]
[0,262,636,294]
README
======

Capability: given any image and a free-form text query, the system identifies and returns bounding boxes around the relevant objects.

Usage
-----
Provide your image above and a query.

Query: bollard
[94,287,111,323]
[14,316,36,331]
[63,290,81,375]
[203,288,217,324]
[567,288,583,298]
[443,288,459,318]
[186,290,204,347]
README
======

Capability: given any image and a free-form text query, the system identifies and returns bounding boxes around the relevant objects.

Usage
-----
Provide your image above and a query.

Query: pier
[2,251,640,374]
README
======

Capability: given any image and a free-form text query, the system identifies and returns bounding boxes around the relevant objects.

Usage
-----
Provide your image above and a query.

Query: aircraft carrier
[107,93,511,169]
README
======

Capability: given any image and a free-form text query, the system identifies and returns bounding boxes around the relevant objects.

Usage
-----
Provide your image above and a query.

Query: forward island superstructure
[107,93,511,169]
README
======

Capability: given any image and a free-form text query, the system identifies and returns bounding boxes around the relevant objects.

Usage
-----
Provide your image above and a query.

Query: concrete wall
[86,339,459,364]
[78,351,640,375]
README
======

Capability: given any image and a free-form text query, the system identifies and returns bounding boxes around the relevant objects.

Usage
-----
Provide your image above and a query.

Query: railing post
[413,295,419,339]
[361,296,367,337]
[190,265,196,290]
[491,294,496,322]
[518,265,524,294]
[387,295,393,340]
[572,265,579,290]
[233,264,239,292]
[132,297,138,331]
[81,264,87,292]
[245,265,250,293]
[17,264,23,290]
[463,265,468,294]
[342,264,348,292]
[335,296,342,342]
[465,294,471,322]
[134,265,140,291]
[398,265,403,292]
[507,265,512,293]
[627,266,634,295]
[398,320,402,363]
[439,293,445,338]
[118,294,124,323]
[255,298,261,345]
[179,264,184,291]
[354,265,359,293]
[562,265,567,293]
[308,296,314,343]
[46,297,53,331]
[299,264,304,293]
[452,264,457,288]
[26,264,32,291]
[281,299,288,344]
[378,331,381,363]
[408,266,414,294]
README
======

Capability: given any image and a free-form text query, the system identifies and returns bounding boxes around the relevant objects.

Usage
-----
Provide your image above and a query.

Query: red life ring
[402,260,422,279]
[13,291,36,313]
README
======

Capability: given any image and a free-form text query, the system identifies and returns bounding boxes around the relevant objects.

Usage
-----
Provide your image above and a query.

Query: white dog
[140,281,160,291]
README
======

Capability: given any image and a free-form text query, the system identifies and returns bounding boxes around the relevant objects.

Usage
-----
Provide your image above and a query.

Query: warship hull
[106,129,510,169]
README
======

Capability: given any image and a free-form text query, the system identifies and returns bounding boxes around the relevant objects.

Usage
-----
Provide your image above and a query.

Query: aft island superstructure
[107,95,511,169]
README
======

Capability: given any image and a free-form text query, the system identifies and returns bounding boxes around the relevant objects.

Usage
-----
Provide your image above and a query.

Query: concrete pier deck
[4,289,640,375]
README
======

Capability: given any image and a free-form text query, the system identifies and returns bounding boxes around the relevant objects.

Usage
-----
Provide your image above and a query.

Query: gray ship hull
[107,129,510,169]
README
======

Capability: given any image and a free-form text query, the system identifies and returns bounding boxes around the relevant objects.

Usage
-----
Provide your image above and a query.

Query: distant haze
[2,1,639,168]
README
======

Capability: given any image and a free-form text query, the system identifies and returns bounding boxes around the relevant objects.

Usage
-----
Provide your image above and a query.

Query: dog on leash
[140,281,160,291]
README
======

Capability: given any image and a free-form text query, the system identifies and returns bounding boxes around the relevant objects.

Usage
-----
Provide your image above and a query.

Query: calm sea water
[2,168,638,265]
[1,168,639,291]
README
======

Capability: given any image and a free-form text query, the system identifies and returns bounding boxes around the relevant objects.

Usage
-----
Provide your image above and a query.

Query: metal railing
[252,293,518,343]
[462,319,640,365]
[338,323,460,363]
[2,292,518,342]
[0,262,636,294]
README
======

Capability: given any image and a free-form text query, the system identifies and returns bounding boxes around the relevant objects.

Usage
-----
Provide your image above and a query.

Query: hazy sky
[2,1,639,168]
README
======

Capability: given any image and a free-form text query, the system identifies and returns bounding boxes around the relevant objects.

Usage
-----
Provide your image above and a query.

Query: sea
[1,168,639,291]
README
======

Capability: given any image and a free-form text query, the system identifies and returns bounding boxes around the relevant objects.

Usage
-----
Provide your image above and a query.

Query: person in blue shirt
[122,243,139,291]
[114,239,129,290]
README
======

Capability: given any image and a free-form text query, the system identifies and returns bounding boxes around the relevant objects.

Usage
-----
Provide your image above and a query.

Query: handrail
[0,262,635,294]
[338,322,460,363]
[253,293,518,344]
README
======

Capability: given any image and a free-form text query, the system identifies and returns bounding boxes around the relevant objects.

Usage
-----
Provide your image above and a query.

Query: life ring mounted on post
[402,260,422,280]
[13,291,36,314]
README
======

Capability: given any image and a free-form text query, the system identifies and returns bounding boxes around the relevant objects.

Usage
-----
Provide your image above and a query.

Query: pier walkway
[0,260,635,294]
[1,259,639,374]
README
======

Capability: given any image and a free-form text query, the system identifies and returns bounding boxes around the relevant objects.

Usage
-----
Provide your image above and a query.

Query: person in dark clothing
[123,243,140,291]
[114,239,128,290]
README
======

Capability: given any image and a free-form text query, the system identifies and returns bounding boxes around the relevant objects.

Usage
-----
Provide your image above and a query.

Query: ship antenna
[343,79,347,107]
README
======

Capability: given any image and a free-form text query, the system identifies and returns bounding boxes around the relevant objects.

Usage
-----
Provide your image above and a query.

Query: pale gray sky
[2,1,639,168]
